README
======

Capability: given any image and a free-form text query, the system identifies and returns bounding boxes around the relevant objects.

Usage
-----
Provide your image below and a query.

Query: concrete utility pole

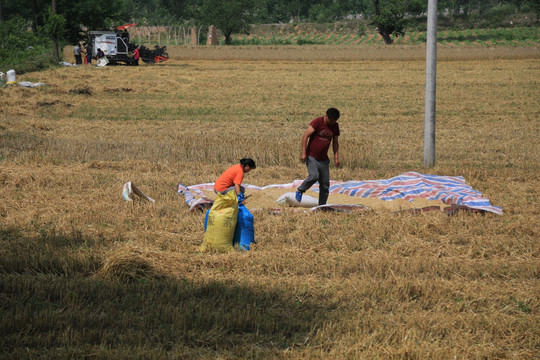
[424,0,438,167]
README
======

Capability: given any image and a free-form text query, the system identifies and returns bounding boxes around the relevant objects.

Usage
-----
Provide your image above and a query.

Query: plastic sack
[97,57,109,67]
[233,203,254,251]
[200,191,238,252]
[205,202,254,251]
[204,208,210,231]
[17,81,46,88]
[6,69,16,84]
[276,192,319,208]
[122,181,155,203]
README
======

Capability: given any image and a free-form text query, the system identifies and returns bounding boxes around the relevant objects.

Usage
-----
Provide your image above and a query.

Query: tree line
[0,0,538,46]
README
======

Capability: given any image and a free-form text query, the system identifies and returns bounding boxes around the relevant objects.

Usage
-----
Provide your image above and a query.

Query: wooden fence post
[207,25,217,45]
[191,26,197,45]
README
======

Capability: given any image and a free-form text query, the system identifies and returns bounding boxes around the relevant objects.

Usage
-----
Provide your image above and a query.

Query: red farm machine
[88,23,169,65]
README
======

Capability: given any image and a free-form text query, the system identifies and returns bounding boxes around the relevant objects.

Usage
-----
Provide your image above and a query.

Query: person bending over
[214,158,256,199]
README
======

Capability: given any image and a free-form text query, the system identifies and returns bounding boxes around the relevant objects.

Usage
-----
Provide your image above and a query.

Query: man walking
[296,108,341,206]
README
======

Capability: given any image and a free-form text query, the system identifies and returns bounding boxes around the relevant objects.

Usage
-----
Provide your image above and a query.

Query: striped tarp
[178,172,502,215]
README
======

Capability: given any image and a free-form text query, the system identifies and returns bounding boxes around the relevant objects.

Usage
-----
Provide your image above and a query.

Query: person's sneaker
[295,191,303,203]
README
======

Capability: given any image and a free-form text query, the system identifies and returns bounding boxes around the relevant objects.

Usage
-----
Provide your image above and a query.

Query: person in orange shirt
[214,158,256,197]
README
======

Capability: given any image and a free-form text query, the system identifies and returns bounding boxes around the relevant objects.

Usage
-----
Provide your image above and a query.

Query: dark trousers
[298,156,330,205]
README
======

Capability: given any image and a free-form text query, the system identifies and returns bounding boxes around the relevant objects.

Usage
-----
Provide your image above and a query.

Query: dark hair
[240,158,256,169]
[326,108,340,120]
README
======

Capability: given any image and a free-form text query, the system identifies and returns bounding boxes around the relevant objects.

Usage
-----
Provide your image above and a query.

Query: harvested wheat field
[1,46,539,359]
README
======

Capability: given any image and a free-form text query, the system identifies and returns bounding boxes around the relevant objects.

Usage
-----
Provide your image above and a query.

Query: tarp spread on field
[177,172,502,215]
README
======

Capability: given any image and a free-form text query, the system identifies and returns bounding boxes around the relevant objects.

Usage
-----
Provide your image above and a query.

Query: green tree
[373,0,407,44]
[60,0,126,42]
[407,0,427,15]
[198,0,254,44]
[0,16,41,57]
[44,1,65,59]
[0,0,125,43]
[309,3,335,22]
[267,0,290,22]
[526,0,539,21]
[123,0,186,25]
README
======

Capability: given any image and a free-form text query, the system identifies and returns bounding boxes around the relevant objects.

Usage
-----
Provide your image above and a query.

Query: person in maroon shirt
[296,108,341,206]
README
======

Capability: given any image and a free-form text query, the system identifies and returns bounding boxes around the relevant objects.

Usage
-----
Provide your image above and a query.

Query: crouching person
[200,158,256,252]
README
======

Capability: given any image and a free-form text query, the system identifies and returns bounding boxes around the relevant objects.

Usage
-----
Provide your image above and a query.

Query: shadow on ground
[0,226,329,357]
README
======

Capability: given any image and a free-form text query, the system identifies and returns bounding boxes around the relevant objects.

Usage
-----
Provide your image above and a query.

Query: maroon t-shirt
[306,116,340,161]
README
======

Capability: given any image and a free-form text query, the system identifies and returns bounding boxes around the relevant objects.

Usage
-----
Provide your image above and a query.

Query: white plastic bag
[97,57,109,67]
[276,192,319,208]
[6,69,16,84]
[122,181,155,203]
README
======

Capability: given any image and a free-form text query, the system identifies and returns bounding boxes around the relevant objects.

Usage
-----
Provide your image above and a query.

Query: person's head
[240,158,256,173]
[326,108,340,121]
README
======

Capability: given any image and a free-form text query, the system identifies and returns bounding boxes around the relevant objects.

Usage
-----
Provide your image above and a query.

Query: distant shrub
[416,32,427,43]
[0,17,41,61]
[0,16,61,74]
[297,38,326,45]
[357,22,367,36]
[487,4,517,26]
[9,50,58,74]
[230,36,294,45]
[309,4,336,23]
[407,15,427,32]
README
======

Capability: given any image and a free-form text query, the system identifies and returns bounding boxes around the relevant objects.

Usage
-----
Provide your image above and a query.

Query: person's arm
[301,125,316,162]
[233,167,245,196]
[332,135,340,168]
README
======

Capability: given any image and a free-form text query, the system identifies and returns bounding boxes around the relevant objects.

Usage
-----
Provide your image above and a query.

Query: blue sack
[233,203,254,251]
[204,208,210,231]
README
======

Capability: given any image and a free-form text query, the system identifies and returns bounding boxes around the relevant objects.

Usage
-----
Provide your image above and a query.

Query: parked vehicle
[87,27,168,65]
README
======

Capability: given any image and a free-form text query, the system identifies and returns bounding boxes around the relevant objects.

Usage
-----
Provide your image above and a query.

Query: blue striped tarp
[178,172,502,215]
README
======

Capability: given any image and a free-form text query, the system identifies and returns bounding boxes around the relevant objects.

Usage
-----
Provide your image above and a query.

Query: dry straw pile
[1,46,539,359]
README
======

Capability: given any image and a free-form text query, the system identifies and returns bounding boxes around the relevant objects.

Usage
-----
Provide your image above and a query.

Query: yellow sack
[200,191,238,252]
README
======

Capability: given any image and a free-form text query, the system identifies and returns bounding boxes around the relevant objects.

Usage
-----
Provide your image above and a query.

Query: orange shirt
[214,164,244,192]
